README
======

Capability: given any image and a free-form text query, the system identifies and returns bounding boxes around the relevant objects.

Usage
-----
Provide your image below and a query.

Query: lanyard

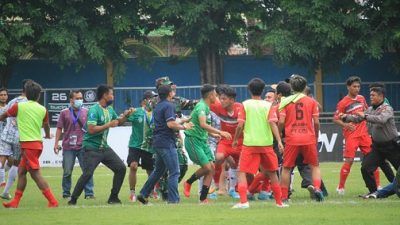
[144,109,153,127]
[69,107,82,126]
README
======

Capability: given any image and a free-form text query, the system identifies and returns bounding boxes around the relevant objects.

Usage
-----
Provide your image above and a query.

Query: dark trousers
[361,140,400,193]
[294,155,327,193]
[71,148,126,199]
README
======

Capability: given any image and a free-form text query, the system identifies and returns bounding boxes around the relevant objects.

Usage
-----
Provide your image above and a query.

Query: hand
[232,140,238,148]
[183,122,194,130]
[219,131,232,140]
[54,145,59,154]
[209,133,221,140]
[109,120,119,128]
[123,108,135,117]
[356,111,365,118]
[180,116,192,123]
[278,141,284,154]
[343,123,356,131]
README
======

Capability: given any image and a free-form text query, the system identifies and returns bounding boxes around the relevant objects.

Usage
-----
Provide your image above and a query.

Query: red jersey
[334,95,368,138]
[280,96,319,146]
[210,101,243,145]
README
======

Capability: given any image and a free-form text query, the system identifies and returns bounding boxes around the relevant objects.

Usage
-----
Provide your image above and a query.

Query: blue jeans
[62,149,94,197]
[377,177,397,198]
[140,146,180,203]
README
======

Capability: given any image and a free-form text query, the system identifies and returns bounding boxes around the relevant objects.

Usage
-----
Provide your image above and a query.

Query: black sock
[186,173,199,185]
[200,185,210,201]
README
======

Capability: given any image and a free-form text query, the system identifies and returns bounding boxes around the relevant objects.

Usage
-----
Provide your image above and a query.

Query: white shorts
[0,140,21,160]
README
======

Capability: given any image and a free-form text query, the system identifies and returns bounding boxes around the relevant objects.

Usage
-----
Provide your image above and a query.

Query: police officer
[341,85,400,195]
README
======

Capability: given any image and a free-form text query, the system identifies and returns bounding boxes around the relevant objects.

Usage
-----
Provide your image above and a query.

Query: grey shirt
[344,102,398,142]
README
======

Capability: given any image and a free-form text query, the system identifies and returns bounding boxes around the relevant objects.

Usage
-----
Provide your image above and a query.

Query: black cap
[142,90,155,100]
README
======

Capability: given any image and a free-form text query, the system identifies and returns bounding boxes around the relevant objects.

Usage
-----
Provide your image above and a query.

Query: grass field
[0,162,399,225]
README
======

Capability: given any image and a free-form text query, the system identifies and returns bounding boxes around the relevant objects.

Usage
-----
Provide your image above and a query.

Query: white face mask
[73,99,83,108]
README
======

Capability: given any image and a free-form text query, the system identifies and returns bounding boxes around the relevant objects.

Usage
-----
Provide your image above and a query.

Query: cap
[142,90,156,100]
[155,76,174,88]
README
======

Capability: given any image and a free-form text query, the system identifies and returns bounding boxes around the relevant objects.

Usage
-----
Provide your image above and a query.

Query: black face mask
[106,100,114,107]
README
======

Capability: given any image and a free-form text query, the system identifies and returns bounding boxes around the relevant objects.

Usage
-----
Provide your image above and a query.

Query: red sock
[313,179,321,191]
[374,169,380,188]
[3,189,23,208]
[248,173,265,194]
[281,185,289,200]
[42,188,58,207]
[237,182,248,203]
[338,162,351,189]
[262,177,271,192]
[271,183,282,205]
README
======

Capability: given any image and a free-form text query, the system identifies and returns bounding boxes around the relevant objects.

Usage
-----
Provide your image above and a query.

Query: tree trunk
[314,64,324,110]
[0,64,13,88]
[197,45,223,85]
[105,58,114,87]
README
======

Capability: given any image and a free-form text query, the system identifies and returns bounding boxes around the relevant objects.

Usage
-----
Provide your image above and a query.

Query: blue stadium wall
[7,54,400,112]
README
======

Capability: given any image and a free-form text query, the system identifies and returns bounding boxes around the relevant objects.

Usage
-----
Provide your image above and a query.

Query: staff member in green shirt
[68,85,134,205]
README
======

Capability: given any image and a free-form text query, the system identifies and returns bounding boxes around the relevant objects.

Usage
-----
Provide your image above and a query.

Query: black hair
[346,76,361,86]
[216,84,229,95]
[276,81,292,97]
[369,82,384,89]
[201,84,215,99]
[22,79,33,92]
[158,85,172,100]
[96,85,113,100]
[248,78,265,96]
[289,75,307,92]
[24,80,42,101]
[0,88,8,94]
[219,85,236,99]
[304,86,312,96]
[370,87,385,96]
[69,90,82,99]
[266,89,276,94]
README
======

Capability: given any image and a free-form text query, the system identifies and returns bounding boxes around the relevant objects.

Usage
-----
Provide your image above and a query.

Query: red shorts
[239,146,278,174]
[19,149,42,170]
[343,135,372,158]
[283,144,319,168]
[216,142,241,162]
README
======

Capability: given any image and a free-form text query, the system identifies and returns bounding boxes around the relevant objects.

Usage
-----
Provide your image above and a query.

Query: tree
[145,0,260,84]
[254,0,373,106]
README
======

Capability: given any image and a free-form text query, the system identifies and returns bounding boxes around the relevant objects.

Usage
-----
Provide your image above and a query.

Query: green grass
[0,162,399,225]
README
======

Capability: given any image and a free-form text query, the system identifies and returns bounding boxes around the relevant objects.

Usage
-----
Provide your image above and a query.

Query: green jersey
[128,107,154,153]
[83,103,118,149]
[184,99,210,141]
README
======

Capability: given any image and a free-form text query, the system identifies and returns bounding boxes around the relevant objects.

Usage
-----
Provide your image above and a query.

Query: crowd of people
[0,75,399,209]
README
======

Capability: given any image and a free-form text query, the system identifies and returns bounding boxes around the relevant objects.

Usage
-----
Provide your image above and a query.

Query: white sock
[228,168,237,192]
[3,165,18,194]
[198,177,204,195]
[0,162,5,183]
[289,170,295,191]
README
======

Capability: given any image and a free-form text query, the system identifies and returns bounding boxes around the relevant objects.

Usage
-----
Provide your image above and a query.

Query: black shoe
[63,195,71,200]
[358,192,372,198]
[68,197,77,205]
[107,197,122,204]
[314,190,324,202]
[137,194,149,205]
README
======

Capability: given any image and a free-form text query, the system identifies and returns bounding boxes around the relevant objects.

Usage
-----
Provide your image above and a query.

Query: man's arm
[88,121,118,134]
[199,116,231,140]
[313,115,320,142]
[270,121,284,152]
[232,121,244,148]
[43,122,51,139]
[0,112,8,121]
[167,120,193,130]
[53,127,62,154]
[358,106,393,124]
[117,108,135,125]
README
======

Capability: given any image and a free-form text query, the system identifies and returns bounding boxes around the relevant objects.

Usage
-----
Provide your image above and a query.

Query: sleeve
[366,105,394,124]
[6,103,18,117]
[197,104,207,118]
[127,109,138,122]
[43,110,49,124]
[56,110,65,128]
[110,107,118,120]
[164,104,176,122]
[333,100,344,120]
[87,108,98,126]
[268,105,278,122]
[237,104,246,122]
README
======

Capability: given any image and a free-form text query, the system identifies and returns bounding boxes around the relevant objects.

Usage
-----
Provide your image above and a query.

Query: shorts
[283,144,319,168]
[239,146,278,174]
[19,148,42,170]
[343,135,372,158]
[127,147,154,171]
[216,142,241,162]
[0,140,21,160]
[185,135,214,166]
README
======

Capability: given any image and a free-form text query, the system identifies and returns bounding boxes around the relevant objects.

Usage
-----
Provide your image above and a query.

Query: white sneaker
[276,203,289,208]
[232,202,250,209]
[129,192,137,202]
[336,187,345,195]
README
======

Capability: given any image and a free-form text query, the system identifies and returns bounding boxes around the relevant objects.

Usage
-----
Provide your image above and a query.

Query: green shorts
[184,135,214,166]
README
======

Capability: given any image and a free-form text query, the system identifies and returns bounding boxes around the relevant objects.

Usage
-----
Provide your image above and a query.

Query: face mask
[73,99,83,108]
[106,100,114,106]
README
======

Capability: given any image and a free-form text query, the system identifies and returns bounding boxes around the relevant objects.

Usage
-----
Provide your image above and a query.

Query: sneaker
[208,192,218,200]
[282,198,290,205]
[336,187,345,196]
[314,190,324,202]
[247,193,256,201]
[0,192,11,200]
[377,186,382,190]
[232,202,250,209]
[364,192,378,199]
[137,194,149,205]
[63,195,71,200]
[208,186,216,194]
[358,192,373,198]
[152,190,160,200]
[307,185,316,200]
[107,197,122,204]
[183,181,191,198]
[228,189,240,199]
[85,195,96,200]
[129,192,137,202]
[68,197,77,205]
[217,189,227,195]
[48,201,59,208]
[2,200,19,208]
[258,191,272,200]
[276,203,289,208]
